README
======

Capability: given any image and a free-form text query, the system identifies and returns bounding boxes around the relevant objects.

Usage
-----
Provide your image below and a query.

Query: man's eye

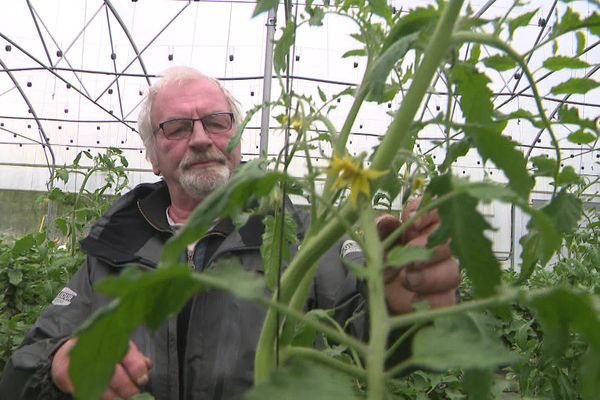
[166,121,191,136]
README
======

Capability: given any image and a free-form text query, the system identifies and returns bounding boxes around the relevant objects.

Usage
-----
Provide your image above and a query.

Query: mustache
[180,150,227,170]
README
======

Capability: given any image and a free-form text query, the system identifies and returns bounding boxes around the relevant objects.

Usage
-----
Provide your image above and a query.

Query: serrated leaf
[580,347,600,400]
[368,0,392,21]
[452,63,534,199]
[8,269,23,286]
[411,313,518,370]
[244,359,360,400]
[382,5,439,52]
[71,267,205,400]
[559,105,598,131]
[568,129,596,144]
[508,10,537,39]
[252,0,278,17]
[307,6,325,26]
[453,179,518,202]
[367,33,418,102]
[427,174,502,298]
[274,21,296,73]
[543,55,590,71]
[261,213,299,290]
[439,139,470,172]
[197,259,266,301]
[557,165,582,187]
[518,206,561,283]
[341,49,366,58]
[386,246,433,269]
[531,156,557,177]
[551,78,600,95]
[529,288,600,359]
[482,54,517,71]
[543,191,582,236]
[162,160,284,265]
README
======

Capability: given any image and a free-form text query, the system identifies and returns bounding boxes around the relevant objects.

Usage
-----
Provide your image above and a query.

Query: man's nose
[188,121,212,147]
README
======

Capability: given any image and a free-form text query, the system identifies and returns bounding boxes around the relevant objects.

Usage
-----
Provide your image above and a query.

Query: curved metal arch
[0,57,56,186]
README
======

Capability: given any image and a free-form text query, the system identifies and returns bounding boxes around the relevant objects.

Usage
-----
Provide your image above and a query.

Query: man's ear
[152,162,161,176]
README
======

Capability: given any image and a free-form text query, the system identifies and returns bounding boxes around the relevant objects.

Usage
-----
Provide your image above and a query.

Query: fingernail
[137,373,149,387]
[406,270,422,289]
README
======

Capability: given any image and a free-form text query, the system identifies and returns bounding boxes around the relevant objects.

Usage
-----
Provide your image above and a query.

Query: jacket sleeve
[0,256,104,400]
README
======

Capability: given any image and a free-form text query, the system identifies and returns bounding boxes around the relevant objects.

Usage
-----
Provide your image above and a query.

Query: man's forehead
[152,78,228,117]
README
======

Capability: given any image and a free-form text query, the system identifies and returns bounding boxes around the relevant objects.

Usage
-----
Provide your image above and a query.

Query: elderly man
[0,67,459,399]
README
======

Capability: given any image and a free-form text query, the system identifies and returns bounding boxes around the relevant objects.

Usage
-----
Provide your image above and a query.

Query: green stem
[281,347,367,380]
[370,0,465,172]
[388,286,554,331]
[360,207,389,400]
[451,32,561,195]
[255,0,465,384]
[70,167,99,255]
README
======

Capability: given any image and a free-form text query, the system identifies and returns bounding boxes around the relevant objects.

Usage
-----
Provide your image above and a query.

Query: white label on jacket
[52,287,77,306]
[340,240,361,258]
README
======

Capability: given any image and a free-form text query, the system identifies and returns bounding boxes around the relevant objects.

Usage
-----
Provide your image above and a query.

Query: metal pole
[259,7,278,159]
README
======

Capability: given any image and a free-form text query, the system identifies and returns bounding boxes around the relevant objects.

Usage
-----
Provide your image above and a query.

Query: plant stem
[281,347,367,380]
[255,0,466,385]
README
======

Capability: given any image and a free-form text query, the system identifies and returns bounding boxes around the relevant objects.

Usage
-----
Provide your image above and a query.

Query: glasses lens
[202,113,232,133]
[161,119,193,139]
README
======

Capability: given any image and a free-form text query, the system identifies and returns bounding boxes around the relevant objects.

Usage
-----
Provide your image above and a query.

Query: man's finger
[108,363,141,399]
[402,257,460,294]
[121,341,151,388]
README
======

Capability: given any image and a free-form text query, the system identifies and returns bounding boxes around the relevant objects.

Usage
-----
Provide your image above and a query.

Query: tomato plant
[68,1,599,399]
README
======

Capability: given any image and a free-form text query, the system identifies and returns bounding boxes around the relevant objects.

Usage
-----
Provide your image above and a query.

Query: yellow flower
[326,153,388,206]
[291,118,303,132]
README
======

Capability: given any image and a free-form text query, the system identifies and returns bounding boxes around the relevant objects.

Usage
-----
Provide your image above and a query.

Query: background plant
[0,148,129,371]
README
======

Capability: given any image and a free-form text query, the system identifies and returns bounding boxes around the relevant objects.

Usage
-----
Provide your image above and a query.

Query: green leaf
[576,31,586,54]
[556,165,583,187]
[317,86,327,102]
[244,359,361,400]
[252,0,278,17]
[518,206,561,283]
[274,21,296,73]
[8,269,23,286]
[463,369,494,400]
[427,174,502,298]
[551,78,600,95]
[162,160,284,266]
[531,156,557,177]
[368,0,392,21]
[307,5,325,26]
[439,139,470,172]
[195,259,266,301]
[529,288,600,359]
[341,49,366,58]
[452,63,534,200]
[559,105,598,131]
[543,191,582,236]
[580,348,600,400]
[543,55,590,71]
[568,129,596,144]
[368,33,418,101]
[482,54,517,71]
[411,313,518,370]
[382,5,439,52]
[261,212,299,290]
[386,246,433,269]
[508,10,537,39]
[71,267,205,400]
[453,179,518,203]
[12,234,36,255]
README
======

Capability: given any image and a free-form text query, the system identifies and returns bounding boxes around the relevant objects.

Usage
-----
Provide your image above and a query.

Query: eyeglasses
[155,112,234,140]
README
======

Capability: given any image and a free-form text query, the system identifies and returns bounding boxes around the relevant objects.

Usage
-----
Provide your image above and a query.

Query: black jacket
[0,181,367,400]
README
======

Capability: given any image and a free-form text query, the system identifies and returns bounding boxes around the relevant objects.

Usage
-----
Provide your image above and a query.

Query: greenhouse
[0,0,598,399]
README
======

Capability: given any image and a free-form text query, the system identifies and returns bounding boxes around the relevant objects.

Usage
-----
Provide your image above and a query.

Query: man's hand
[51,338,153,400]
[377,198,460,315]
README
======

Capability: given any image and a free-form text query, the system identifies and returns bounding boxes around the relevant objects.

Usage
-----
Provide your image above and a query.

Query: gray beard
[179,164,230,199]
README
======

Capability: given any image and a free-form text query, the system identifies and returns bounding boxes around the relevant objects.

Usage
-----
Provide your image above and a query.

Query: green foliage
[48,1,600,399]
